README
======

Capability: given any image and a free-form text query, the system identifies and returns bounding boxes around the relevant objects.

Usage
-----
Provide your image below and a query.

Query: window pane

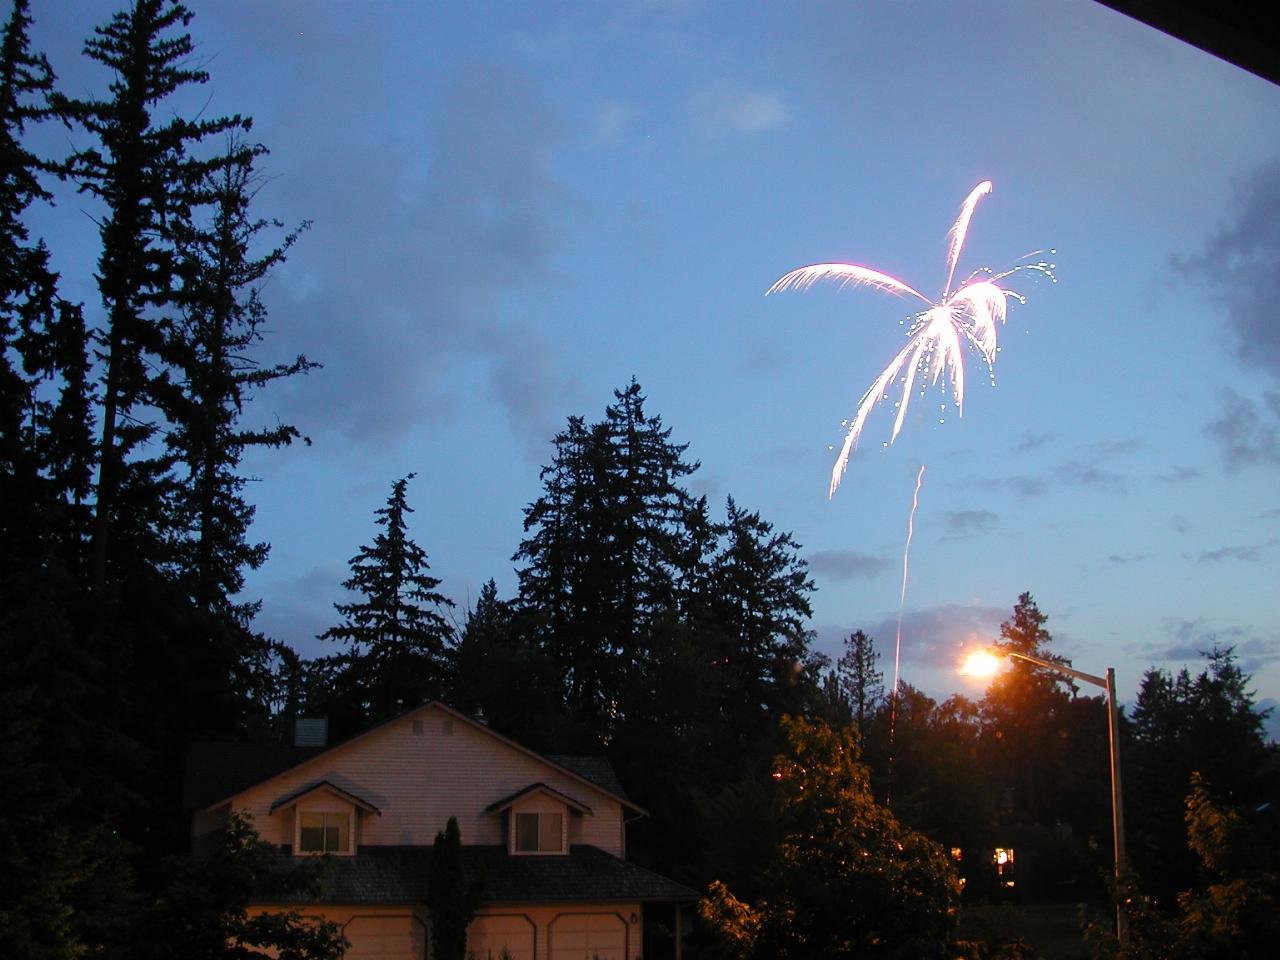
[515,813,539,851]
[330,813,349,852]
[539,813,562,851]
[300,813,325,852]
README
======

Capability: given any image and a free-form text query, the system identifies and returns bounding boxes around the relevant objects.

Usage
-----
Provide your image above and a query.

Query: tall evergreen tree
[58,0,252,592]
[978,592,1076,825]
[836,629,884,729]
[708,496,817,732]
[0,0,92,567]
[161,141,315,734]
[166,141,314,620]
[320,474,456,727]
[514,379,698,739]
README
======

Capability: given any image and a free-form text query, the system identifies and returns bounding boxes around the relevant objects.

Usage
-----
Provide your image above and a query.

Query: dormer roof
[485,782,593,816]
[269,779,382,815]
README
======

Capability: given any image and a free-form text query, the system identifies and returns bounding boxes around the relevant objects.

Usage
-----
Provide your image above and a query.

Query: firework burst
[768,181,1054,496]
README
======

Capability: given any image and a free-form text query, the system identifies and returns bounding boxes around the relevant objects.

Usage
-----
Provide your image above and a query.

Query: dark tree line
[1,2,326,957]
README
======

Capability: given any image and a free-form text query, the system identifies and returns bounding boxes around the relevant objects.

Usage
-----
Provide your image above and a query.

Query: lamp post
[962,648,1129,945]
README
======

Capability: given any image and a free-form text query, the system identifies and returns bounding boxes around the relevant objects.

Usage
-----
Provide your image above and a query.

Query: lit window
[515,811,563,852]
[299,812,349,853]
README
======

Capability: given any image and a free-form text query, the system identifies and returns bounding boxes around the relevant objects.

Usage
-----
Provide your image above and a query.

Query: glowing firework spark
[768,181,1054,496]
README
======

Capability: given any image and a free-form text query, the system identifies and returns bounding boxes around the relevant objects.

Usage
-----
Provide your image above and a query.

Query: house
[185,702,698,960]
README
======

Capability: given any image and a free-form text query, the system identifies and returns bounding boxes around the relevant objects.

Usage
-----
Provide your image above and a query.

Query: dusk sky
[29,1,1280,730]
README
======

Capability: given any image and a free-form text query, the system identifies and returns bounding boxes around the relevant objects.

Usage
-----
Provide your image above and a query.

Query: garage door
[549,913,627,960]
[343,915,426,960]
[468,914,535,960]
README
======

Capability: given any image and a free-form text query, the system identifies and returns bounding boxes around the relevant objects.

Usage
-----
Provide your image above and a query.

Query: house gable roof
[191,702,646,817]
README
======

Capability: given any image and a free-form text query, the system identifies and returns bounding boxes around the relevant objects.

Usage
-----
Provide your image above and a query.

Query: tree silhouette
[320,474,455,725]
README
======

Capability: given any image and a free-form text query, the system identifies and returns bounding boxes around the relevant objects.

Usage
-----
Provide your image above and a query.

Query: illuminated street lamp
[960,647,1129,945]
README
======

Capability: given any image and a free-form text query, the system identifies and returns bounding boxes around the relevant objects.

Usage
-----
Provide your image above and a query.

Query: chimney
[294,717,329,747]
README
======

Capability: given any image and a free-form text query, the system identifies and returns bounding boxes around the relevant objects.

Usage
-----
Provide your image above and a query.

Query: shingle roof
[546,755,629,801]
[264,845,697,905]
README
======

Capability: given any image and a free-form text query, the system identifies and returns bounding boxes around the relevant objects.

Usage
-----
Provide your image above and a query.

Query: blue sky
[29,1,1280,729]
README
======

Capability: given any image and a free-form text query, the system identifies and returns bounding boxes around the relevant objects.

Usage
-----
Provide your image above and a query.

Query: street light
[960,647,1129,945]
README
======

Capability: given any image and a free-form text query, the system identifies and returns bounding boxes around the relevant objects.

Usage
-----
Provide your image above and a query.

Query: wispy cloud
[1005,475,1049,498]
[943,509,998,538]
[690,84,790,139]
[1195,538,1277,563]
[1056,438,1143,493]
[1108,553,1149,565]
[1141,617,1280,674]
[1012,431,1056,454]
[807,549,891,582]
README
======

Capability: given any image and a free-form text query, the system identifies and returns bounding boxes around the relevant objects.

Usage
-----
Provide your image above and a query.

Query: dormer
[486,783,592,856]
[270,779,381,856]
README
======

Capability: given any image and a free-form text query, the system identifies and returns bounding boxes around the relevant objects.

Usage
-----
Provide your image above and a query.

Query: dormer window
[268,779,380,857]
[515,811,563,853]
[486,782,591,856]
[299,811,350,853]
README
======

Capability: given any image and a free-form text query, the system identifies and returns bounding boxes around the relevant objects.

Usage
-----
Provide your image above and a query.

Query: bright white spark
[768,181,1054,497]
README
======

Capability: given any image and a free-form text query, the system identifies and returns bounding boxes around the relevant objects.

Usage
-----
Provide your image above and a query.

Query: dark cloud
[1058,459,1127,492]
[1160,465,1201,483]
[1179,157,1280,380]
[253,562,348,658]
[1204,389,1280,472]
[807,549,890,582]
[1006,475,1049,498]
[1107,553,1149,565]
[1055,438,1143,493]
[1142,618,1280,674]
[1195,538,1277,564]
[249,58,576,458]
[1012,431,1055,454]
[943,509,998,538]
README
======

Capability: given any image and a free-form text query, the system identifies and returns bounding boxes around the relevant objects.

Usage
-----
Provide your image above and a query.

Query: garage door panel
[343,916,426,960]
[549,913,626,960]
[468,914,535,960]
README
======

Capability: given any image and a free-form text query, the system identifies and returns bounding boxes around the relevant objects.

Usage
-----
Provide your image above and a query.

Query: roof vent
[473,706,488,726]
[294,717,329,747]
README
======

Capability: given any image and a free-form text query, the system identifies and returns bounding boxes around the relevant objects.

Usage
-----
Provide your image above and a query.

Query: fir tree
[514,379,699,739]
[320,474,455,725]
[166,141,314,620]
[58,0,253,591]
[836,629,884,729]
[978,592,1076,825]
[709,496,816,730]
